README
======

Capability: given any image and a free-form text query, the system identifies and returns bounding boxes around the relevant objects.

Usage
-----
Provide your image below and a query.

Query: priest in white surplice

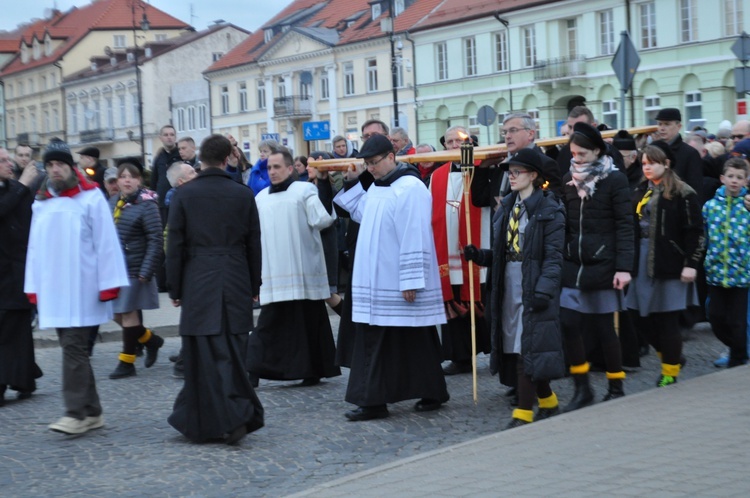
[335,135,449,421]
[248,148,341,387]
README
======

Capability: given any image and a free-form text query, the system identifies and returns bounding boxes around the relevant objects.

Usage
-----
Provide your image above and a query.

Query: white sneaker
[48,416,90,435]
[85,415,105,430]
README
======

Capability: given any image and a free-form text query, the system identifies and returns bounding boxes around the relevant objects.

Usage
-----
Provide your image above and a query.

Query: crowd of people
[1,105,749,442]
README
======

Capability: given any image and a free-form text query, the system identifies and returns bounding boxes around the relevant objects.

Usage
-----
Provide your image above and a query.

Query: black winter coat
[669,135,704,195]
[150,147,182,208]
[473,188,566,383]
[0,179,33,309]
[562,168,635,290]
[631,181,705,278]
[110,189,163,280]
[166,168,261,337]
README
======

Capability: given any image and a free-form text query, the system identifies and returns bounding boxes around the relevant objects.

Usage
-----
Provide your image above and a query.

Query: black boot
[602,379,625,401]
[143,330,164,368]
[563,374,594,413]
[109,360,136,379]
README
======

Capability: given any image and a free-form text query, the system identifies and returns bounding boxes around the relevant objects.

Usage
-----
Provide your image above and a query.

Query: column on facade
[325,64,339,137]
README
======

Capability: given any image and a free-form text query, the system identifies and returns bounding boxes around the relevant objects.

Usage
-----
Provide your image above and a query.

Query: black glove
[463,244,480,263]
[530,293,551,311]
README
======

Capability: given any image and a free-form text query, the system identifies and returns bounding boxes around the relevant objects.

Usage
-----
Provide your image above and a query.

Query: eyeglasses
[364,155,387,168]
[731,134,746,140]
[500,127,531,138]
[507,169,531,178]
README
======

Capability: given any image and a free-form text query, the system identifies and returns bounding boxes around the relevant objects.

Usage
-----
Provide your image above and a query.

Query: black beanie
[43,139,74,167]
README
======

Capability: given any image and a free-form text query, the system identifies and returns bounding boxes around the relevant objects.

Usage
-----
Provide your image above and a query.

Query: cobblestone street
[1,320,727,497]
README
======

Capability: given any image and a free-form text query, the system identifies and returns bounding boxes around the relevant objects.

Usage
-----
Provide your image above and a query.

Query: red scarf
[431,162,482,303]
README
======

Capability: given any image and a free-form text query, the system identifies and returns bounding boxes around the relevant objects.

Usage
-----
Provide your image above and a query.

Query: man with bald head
[731,120,750,142]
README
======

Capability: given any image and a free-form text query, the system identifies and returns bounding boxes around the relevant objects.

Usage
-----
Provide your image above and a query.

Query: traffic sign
[731,32,750,64]
[735,66,750,94]
[261,133,280,142]
[476,105,497,126]
[303,121,331,141]
[612,31,640,91]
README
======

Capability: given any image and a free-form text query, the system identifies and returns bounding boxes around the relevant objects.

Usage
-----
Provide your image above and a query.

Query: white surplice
[24,189,129,329]
[255,181,335,304]
[334,174,445,327]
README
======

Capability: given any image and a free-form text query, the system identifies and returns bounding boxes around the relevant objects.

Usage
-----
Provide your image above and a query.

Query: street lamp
[131,0,149,166]
[388,0,400,127]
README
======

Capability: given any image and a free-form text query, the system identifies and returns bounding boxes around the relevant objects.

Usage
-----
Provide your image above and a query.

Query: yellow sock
[538,393,558,409]
[138,328,152,344]
[656,351,663,360]
[662,363,681,377]
[570,362,590,375]
[512,408,534,423]
[118,353,136,364]
[606,371,626,380]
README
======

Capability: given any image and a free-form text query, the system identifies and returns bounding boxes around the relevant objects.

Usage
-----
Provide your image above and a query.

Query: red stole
[431,162,482,303]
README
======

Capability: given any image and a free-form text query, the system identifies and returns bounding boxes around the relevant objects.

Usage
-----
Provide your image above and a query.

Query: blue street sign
[303,121,331,141]
[261,133,280,142]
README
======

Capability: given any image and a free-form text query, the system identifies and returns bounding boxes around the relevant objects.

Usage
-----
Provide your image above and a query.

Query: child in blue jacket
[703,157,750,367]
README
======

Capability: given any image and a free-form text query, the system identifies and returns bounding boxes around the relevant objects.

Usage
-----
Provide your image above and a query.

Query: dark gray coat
[166,168,261,336]
[109,189,163,280]
[474,188,566,383]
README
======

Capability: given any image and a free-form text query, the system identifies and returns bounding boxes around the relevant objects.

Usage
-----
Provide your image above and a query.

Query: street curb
[33,325,181,349]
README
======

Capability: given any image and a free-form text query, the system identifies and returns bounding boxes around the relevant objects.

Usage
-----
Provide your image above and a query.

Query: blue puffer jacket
[110,189,163,280]
[247,158,270,195]
[703,185,750,288]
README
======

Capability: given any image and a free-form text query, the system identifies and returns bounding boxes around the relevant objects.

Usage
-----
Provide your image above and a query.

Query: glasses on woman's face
[507,169,531,178]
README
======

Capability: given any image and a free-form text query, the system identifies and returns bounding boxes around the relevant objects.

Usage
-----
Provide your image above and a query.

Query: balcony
[80,128,115,144]
[532,55,587,90]
[273,95,312,118]
[15,132,40,146]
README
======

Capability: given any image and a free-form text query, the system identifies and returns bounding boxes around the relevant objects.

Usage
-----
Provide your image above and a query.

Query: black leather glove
[530,293,551,311]
[463,244,480,263]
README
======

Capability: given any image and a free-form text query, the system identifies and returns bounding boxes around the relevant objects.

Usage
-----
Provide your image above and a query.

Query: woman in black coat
[559,123,634,411]
[108,162,164,379]
[626,142,704,387]
[464,149,566,429]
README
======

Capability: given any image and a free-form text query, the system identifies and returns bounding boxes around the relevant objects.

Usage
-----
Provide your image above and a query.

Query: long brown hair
[642,144,685,200]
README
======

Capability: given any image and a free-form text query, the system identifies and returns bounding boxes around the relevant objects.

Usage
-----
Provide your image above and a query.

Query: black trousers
[632,311,682,366]
[708,286,748,365]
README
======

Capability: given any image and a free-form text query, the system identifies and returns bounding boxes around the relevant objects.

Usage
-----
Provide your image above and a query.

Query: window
[132,93,140,125]
[176,108,185,132]
[28,78,35,93]
[188,106,196,130]
[33,41,40,60]
[30,111,36,133]
[70,104,77,134]
[367,59,378,92]
[371,3,381,19]
[18,81,24,96]
[644,95,661,124]
[221,85,229,114]
[344,62,355,96]
[6,84,12,99]
[436,42,448,80]
[495,31,508,72]
[199,105,207,129]
[93,100,101,129]
[41,76,47,90]
[640,2,657,49]
[725,0,744,36]
[320,74,329,100]
[155,34,167,41]
[566,19,578,57]
[602,100,618,129]
[106,98,114,128]
[464,37,477,76]
[522,26,537,67]
[239,83,248,111]
[44,38,51,56]
[395,0,404,16]
[10,117,15,137]
[681,0,697,42]
[300,80,312,99]
[119,95,126,127]
[43,110,50,133]
[257,81,266,109]
[277,78,286,99]
[599,10,615,56]
[395,62,404,88]
[685,91,703,128]
[212,52,224,61]
[527,109,540,138]
[51,73,57,87]
[53,108,59,131]
[114,35,127,48]
[19,113,25,134]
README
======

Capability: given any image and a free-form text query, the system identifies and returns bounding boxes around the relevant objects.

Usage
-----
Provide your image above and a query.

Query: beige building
[204,0,432,160]
[1,0,190,154]
[63,23,249,168]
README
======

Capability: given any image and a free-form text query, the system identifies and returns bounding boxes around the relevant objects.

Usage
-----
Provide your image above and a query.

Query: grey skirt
[625,239,698,317]
[112,276,159,314]
[560,287,624,314]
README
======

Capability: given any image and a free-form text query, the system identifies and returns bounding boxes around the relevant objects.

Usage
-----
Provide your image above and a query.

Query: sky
[0,0,294,33]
